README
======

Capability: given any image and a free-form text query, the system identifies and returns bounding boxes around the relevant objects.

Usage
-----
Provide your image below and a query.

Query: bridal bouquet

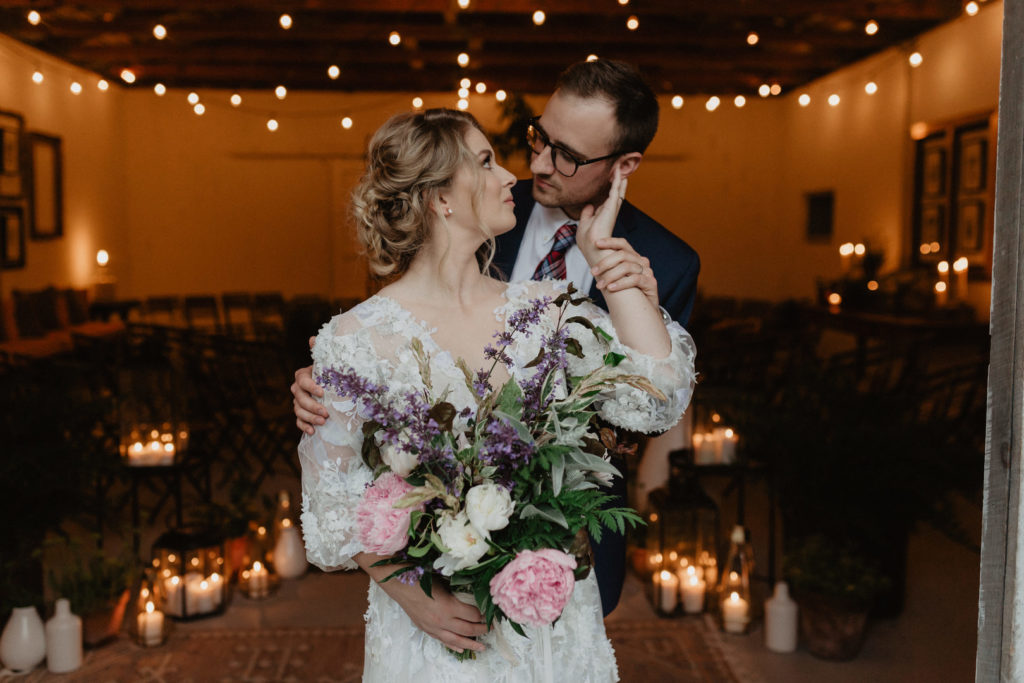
[317,286,659,650]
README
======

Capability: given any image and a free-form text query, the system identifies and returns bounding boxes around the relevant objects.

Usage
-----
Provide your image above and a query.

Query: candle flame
[729,591,741,602]
[253,561,263,571]
[953,257,969,273]
[660,570,673,581]
[146,601,155,613]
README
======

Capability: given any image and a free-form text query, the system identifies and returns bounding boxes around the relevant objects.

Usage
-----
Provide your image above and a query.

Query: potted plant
[43,534,139,647]
[783,534,890,660]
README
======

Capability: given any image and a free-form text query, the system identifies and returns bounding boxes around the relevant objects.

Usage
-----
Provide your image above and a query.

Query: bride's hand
[576,168,626,267]
[591,237,659,310]
[377,576,488,654]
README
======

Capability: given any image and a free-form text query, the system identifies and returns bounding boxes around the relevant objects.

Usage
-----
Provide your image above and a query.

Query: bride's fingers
[438,629,487,653]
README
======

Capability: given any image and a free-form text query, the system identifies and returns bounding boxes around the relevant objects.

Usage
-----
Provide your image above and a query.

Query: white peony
[380,440,418,477]
[465,482,514,538]
[433,510,489,576]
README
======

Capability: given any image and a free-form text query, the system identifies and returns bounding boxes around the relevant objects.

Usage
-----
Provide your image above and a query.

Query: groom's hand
[292,343,328,434]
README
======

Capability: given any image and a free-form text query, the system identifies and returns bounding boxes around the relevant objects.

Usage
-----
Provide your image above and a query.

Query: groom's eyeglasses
[525,118,622,178]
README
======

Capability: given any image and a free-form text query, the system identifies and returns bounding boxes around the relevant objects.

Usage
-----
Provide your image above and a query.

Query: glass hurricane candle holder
[717,525,753,634]
[131,572,171,647]
[151,527,228,620]
[120,422,190,467]
[239,560,280,599]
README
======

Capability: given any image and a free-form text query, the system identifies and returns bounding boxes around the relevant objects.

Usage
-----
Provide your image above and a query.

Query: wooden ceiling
[0,0,967,95]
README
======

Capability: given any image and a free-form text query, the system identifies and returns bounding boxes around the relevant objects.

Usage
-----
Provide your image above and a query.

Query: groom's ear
[614,153,643,179]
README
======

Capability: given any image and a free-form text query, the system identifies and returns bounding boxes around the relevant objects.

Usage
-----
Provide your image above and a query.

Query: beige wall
[0,2,1003,306]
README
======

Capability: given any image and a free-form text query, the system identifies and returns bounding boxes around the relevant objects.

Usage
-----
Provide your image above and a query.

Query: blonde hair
[352,108,495,278]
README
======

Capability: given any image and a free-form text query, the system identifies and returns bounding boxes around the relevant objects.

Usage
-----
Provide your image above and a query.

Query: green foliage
[44,534,139,616]
[783,535,891,608]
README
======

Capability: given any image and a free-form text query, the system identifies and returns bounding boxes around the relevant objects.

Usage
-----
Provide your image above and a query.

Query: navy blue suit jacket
[494,179,700,326]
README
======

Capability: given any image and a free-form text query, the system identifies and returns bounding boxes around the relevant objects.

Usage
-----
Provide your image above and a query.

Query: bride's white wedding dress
[298,280,696,682]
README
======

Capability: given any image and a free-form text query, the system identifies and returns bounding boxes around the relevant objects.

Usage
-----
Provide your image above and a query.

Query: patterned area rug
[6,618,740,683]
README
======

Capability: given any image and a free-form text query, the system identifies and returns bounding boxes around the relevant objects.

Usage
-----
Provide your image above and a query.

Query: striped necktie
[531,222,578,281]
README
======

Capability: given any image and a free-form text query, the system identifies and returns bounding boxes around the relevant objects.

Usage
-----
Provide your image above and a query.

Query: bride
[298,108,695,681]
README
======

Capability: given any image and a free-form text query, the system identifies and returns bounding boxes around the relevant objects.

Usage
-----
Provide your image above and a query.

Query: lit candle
[722,591,750,633]
[953,257,969,300]
[693,432,717,464]
[137,601,164,646]
[163,575,183,616]
[653,570,679,613]
[719,428,739,464]
[183,572,203,614]
[681,574,707,613]
[701,556,718,589]
[208,572,223,607]
[249,561,269,598]
[839,242,854,274]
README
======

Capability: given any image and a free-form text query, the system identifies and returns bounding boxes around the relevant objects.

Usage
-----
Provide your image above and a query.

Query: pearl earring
[445,208,453,216]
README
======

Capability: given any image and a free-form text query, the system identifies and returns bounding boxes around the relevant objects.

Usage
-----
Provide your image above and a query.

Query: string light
[953,256,969,273]
[193,103,205,116]
[97,79,109,91]
[854,243,866,256]
[458,87,470,98]
[70,81,82,95]
[734,95,746,108]
[267,118,278,131]
[865,20,879,35]
[586,54,599,62]
[230,93,242,106]
[495,89,507,102]
[458,0,470,8]
[770,83,782,96]
[120,69,135,84]
[187,92,200,105]
[30,69,44,83]
[965,1,979,16]
[412,96,424,108]
[671,95,684,109]
[389,31,401,46]
[279,14,292,30]
[828,93,840,106]
[457,98,469,110]
[626,15,639,30]
[758,84,771,98]
[798,93,811,106]
[460,77,471,88]
[935,281,947,294]
[867,280,879,291]
[275,85,287,100]
[341,116,353,129]
[457,52,470,67]
[909,51,923,67]
[154,83,166,96]
[533,10,546,26]
[705,96,720,111]
[865,81,878,94]
[618,0,629,4]
[938,260,950,274]
[27,10,41,25]
[153,24,167,40]
[327,65,340,80]
[96,249,110,266]
[475,82,486,94]
[746,32,759,46]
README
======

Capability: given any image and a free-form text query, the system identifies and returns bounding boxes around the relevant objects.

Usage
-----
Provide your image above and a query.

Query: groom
[291,59,700,616]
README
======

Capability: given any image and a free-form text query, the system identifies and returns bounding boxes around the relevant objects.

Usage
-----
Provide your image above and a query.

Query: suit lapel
[494,180,535,278]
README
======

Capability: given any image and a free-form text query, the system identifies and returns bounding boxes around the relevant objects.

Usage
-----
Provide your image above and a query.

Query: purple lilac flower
[520,327,570,421]
[479,416,535,485]
[398,566,425,586]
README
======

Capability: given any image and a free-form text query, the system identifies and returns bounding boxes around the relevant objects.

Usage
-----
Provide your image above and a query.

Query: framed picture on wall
[0,204,26,269]
[920,204,945,248]
[959,133,988,192]
[0,110,24,198]
[923,146,946,197]
[958,201,985,253]
[27,133,63,240]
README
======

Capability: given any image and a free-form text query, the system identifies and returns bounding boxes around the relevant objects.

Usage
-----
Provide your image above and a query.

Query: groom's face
[529,91,620,217]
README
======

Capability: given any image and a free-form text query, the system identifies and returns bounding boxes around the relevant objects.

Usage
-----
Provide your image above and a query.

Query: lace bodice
[297,279,696,681]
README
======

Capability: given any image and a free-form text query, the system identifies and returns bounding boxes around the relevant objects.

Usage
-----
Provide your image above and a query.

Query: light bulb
[495,89,507,102]
[153,24,167,39]
[96,249,110,266]
[279,14,292,30]
[734,95,746,108]
[32,71,44,84]
[671,95,684,109]
[746,32,759,46]
[865,20,879,35]
[341,116,353,129]
[758,84,770,98]
[626,15,639,30]
[154,83,166,96]
[475,82,486,94]
[828,93,840,106]
[965,1,979,16]
[909,52,923,67]
[120,69,135,84]
[798,93,811,106]
[27,10,41,25]
[586,54,599,62]
[193,103,205,115]
[865,81,878,95]
[458,0,470,7]
[460,77,471,88]
[458,87,469,98]
[275,85,287,100]
[267,118,278,131]
[533,10,546,25]
[389,31,401,46]
[457,98,469,110]
[412,96,423,108]
[770,83,781,96]
[70,81,83,95]
[327,65,340,79]
[457,52,469,67]
[230,93,242,106]
[187,91,199,105]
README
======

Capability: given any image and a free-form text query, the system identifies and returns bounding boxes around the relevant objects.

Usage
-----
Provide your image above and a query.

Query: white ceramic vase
[1,606,47,673]
[274,526,308,579]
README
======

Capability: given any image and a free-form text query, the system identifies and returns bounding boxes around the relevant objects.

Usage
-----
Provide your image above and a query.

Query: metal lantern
[717,524,754,634]
[151,527,228,620]
[239,523,280,599]
[645,449,720,616]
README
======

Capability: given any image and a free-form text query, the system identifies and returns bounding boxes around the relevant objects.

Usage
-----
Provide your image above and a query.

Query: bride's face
[443,127,517,239]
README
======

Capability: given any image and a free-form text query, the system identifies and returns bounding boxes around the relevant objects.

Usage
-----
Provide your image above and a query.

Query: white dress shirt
[509,202,595,295]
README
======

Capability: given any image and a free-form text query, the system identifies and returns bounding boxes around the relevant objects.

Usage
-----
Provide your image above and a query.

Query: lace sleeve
[297,314,377,572]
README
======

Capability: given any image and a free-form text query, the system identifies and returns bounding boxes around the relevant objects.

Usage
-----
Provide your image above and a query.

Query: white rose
[433,510,488,576]
[465,483,514,538]
[380,440,418,477]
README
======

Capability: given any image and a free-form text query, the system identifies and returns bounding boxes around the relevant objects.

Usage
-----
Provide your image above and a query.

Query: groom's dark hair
[555,59,659,155]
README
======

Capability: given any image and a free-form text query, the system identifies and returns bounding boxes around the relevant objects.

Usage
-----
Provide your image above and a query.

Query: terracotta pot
[81,589,130,648]
[796,591,870,660]
[224,535,251,579]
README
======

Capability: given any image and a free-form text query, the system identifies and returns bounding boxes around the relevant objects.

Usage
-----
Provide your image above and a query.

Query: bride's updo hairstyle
[353,108,486,278]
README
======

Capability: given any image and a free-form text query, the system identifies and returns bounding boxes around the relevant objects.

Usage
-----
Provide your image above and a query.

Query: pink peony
[489,549,577,627]
[356,472,418,555]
